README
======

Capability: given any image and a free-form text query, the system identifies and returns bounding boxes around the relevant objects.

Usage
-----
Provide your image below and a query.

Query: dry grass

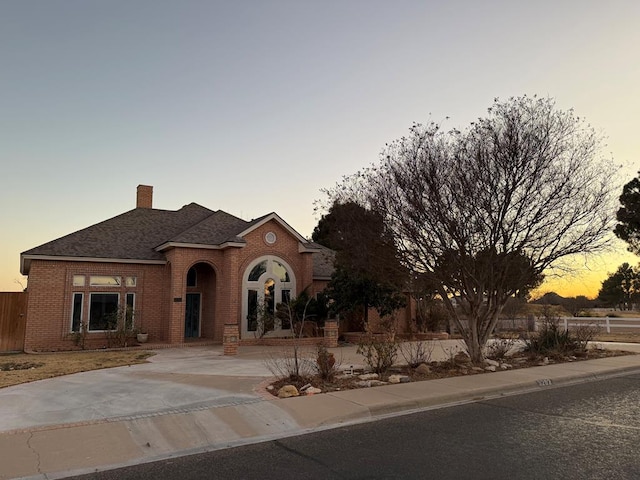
[592,332,640,343]
[0,350,154,388]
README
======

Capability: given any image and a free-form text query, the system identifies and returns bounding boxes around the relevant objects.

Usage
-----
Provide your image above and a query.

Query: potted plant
[136,331,149,343]
[135,314,148,343]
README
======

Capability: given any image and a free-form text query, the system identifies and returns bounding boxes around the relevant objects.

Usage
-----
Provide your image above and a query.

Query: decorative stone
[415,363,431,375]
[400,376,411,383]
[485,365,497,372]
[484,358,499,367]
[356,380,388,388]
[267,385,274,391]
[388,375,410,384]
[358,373,379,380]
[472,367,484,372]
[502,363,513,369]
[277,385,299,398]
[305,387,322,395]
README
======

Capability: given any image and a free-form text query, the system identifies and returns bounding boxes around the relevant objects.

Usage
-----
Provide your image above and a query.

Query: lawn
[0,350,154,388]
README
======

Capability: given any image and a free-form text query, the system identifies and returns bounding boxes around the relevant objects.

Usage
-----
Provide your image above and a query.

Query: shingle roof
[167,210,253,245]
[21,204,335,280]
[22,203,219,262]
[310,243,335,279]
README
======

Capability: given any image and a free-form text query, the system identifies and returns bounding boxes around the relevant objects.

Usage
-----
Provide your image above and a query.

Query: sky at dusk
[1,0,639,298]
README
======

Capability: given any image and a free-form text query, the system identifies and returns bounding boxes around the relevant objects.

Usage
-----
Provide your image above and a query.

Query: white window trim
[70,293,84,333]
[241,255,295,337]
[126,292,136,330]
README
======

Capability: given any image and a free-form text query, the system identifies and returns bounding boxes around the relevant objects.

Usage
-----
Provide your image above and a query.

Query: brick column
[323,320,338,348]
[223,323,240,355]
[166,250,186,344]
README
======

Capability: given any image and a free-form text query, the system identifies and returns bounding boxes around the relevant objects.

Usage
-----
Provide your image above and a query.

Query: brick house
[20,185,334,352]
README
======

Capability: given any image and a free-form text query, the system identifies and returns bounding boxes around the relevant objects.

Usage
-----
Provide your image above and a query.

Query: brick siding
[23,218,323,351]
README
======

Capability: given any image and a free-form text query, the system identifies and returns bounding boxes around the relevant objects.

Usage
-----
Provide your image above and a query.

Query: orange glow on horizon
[533,247,640,300]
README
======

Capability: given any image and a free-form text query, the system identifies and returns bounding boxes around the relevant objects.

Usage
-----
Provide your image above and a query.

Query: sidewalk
[2,342,640,480]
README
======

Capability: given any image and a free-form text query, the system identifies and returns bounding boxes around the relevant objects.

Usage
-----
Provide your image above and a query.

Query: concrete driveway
[0,346,273,432]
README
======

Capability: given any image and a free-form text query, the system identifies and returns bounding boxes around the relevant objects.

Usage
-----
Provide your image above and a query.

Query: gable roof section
[238,212,308,244]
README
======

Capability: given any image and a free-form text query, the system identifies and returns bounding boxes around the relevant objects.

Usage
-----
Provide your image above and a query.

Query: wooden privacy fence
[0,292,28,352]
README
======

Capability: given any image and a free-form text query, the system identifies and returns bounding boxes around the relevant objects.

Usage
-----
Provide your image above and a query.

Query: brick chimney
[136,185,153,209]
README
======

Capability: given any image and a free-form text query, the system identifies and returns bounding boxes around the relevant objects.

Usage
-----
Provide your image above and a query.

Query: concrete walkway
[2,341,640,480]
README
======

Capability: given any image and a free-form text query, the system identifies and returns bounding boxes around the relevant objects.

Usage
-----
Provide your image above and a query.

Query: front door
[185,293,201,338]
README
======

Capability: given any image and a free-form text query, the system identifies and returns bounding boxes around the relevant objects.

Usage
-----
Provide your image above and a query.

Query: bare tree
[324,96,618,364]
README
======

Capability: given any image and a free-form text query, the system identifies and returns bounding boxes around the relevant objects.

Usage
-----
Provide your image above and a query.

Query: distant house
[20,185,333,351]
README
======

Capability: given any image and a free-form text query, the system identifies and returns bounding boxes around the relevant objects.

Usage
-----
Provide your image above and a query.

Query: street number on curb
[537,379,553,386]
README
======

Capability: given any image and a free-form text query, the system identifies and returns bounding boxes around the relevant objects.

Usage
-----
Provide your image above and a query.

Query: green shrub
[525,321,576,357]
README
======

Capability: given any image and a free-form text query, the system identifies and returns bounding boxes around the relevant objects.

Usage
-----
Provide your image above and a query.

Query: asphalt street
[67,370,640,480]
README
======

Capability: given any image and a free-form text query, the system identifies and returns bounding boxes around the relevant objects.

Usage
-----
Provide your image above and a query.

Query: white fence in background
[561,317,640,334]
[454,317,640,333]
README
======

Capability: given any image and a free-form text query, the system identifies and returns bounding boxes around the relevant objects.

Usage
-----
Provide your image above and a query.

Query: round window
[265,231,277,244]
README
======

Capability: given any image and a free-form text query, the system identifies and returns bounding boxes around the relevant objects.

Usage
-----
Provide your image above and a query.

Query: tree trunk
[465,337,483,365]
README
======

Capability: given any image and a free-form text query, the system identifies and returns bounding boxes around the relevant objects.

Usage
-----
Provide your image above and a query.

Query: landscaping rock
[502,363,513,369]
[388,375,410,384]
[484,358,499,367]
[356,380,388,388]
[305,387,322,395]
[485,365,497,372]
[358,373,379,381]
[472,367,484,372]
[277,385,300,398]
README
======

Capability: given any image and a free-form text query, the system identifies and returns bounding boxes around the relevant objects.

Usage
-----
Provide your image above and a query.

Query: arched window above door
[242,256,295,336]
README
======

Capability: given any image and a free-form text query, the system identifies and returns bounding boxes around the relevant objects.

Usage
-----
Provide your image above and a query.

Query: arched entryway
[185,262,216,339]
[241,256,296,337]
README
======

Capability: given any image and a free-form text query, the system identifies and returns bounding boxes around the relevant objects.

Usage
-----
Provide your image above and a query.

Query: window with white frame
[71,293,83,332]
[69,274,138,333]
[242,256,295,335]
